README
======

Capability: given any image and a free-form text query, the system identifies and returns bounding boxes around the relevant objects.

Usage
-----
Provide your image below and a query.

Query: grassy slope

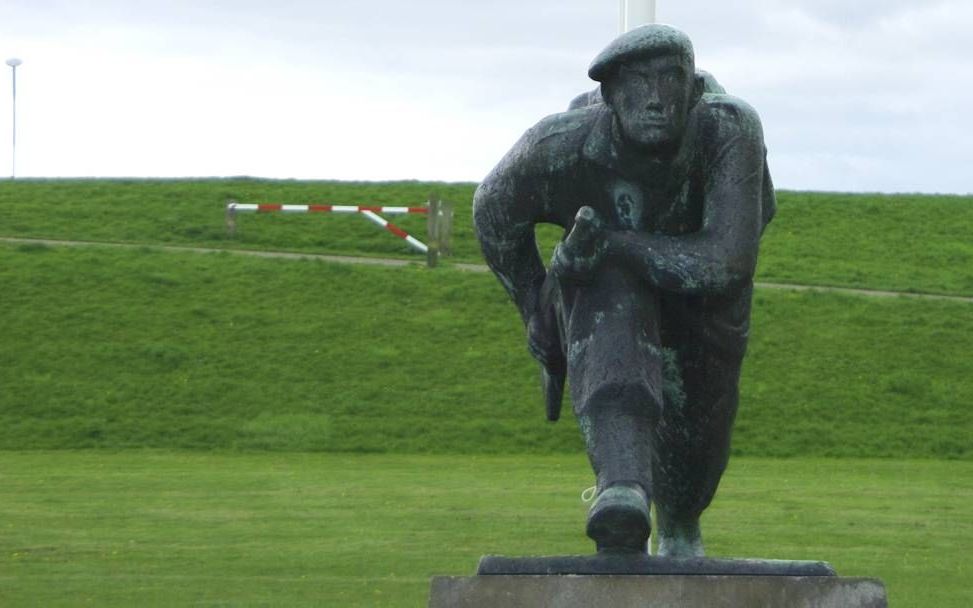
[0,178,474,259]
[1,243,969,459]
[1,179,971,296]
[1,179,969,605]
[0,452,969,607]
[757,191,973,296]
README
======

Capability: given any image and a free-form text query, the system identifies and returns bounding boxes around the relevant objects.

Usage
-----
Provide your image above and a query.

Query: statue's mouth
[636,113,667,126]
[638,120,668,130]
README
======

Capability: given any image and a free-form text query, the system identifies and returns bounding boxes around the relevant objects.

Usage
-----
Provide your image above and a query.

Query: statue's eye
[663,70,683,84]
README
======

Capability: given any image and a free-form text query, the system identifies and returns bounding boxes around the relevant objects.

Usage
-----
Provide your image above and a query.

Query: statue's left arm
[604,100,771,295]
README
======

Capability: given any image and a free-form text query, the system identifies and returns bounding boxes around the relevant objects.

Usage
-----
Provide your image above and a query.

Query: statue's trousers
[552,263,752,520]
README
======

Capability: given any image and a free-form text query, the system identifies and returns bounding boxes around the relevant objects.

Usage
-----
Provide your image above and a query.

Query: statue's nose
[642,82,662,106]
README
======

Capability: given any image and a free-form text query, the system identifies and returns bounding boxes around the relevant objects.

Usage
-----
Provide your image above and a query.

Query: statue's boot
[586,482,650,552]
[577,386,658,553]
[655,510,704,557]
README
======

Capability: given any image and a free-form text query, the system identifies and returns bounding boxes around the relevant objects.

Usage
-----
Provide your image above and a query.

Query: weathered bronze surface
[474,24,775,556]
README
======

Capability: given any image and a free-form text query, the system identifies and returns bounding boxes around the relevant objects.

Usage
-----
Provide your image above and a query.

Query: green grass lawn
[0,452,969,607]
[1,180,970,606]
[1,243,970,459]
[1,179,971,295]
[756,191,973,296]
[0,178,472,261]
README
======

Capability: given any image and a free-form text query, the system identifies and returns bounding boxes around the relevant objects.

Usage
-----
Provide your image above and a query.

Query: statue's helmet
[588,24,695,83]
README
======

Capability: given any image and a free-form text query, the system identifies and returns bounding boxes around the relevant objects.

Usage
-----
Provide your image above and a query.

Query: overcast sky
[1,0,970,193]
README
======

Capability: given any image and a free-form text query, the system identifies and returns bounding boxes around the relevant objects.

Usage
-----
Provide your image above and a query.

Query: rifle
[535,272,566,422]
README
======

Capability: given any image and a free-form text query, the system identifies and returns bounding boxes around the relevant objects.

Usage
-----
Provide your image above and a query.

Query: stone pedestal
[428,574,888,607]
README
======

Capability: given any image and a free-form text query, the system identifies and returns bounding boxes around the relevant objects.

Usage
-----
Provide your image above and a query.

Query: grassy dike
[2,179,970,606]
[1,178,972,296]
[1,242,970,459]
[0,452,970,607]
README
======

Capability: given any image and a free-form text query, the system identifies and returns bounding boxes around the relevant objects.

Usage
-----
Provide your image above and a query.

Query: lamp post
[619,0,656,32]
[6,57,22,179]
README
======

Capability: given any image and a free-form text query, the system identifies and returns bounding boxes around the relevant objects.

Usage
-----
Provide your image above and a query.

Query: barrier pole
[359,210,429,254]
[226,199,238,236]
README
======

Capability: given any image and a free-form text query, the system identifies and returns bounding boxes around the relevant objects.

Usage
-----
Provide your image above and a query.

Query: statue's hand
[551,206,606,282]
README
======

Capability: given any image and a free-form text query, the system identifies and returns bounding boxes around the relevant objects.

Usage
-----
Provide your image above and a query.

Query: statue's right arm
[473,160,549,328]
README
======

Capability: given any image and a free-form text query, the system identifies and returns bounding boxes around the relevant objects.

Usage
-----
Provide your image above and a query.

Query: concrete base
[477,554,836,576]
[428,575,888,607]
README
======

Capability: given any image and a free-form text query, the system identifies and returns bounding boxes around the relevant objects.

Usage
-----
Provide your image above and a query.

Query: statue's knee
[576,381,662,420]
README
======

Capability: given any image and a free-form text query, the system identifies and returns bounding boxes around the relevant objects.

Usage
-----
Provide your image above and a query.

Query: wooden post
[426,195,440,268]
[226,199,238,236]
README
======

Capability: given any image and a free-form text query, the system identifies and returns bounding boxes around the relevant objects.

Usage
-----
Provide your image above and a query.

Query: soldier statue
[473,24,775,556]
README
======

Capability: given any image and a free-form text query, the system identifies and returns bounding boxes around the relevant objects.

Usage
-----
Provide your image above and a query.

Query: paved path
[3,236,971,304]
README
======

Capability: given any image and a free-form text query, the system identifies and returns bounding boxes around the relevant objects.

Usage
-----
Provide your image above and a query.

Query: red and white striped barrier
[227,203,428,215]
[359,210,428,253]
[225,201,430,254]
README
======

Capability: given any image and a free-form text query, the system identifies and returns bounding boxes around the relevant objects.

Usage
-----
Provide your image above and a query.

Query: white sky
[1,0,971,193]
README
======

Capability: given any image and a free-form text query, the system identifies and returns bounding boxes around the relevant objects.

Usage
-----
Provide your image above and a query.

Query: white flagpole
[5,58,21,179]
[620,0,656,33]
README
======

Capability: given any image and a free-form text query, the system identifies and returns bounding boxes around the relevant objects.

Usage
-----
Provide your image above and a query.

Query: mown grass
[0,452,969,607]
[1,179,971,295]
[1,243,969,459]
[0,178,475,260]
[757,191,973,296]
[1,180,969,606]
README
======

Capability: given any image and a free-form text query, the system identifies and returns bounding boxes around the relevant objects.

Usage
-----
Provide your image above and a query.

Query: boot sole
[586,501,650,552]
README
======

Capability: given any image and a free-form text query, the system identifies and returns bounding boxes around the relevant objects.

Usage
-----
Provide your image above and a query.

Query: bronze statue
[473,24,775,557]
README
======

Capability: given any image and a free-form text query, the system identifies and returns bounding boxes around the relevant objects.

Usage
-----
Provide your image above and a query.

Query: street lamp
[6,57,22,179]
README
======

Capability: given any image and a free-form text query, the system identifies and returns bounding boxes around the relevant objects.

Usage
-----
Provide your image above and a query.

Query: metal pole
[620,0,656,32]
[11,64,15,179]
[6,58,22,179]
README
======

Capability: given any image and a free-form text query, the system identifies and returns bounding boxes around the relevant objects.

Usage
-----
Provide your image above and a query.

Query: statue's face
[605,54,695,152]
